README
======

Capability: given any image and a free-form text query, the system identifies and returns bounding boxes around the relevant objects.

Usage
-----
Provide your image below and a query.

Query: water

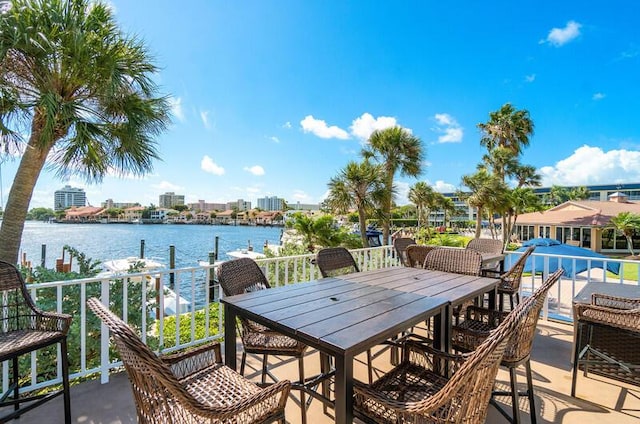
[18,221,284,270]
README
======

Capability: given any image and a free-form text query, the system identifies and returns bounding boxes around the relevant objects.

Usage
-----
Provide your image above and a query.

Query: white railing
[3,245,638,396]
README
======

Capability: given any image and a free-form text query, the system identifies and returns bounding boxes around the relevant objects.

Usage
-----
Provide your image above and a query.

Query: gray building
[159,192,185,208]
[257,196,284,211]
[54,185,86,211]
[227,199,251,212]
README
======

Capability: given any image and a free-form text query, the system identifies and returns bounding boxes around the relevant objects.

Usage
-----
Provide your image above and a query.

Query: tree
[610,212,640,256]
[460,170,508,238]
[0,0,171,264]
[545,185,570,206]
[436,195,456,229]
[569,186,590,201]
[325,160,385,247]
[408,182,436,230]
[478,103,534,157]
[27,207,55,221]
[362,126,424,245]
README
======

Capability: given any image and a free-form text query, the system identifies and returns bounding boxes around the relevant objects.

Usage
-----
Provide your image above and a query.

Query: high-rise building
[159,192,185,208]
[186,200,227,212]
[226,199,251,212]
[54,185,86,211]
[257,196,284,211]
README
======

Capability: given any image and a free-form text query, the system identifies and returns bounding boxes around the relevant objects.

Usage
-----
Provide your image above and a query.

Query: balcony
[2,246,639,423]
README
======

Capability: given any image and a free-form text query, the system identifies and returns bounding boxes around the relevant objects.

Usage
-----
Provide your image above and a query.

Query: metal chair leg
[12,356,19,413]
[298,357,307,424]
[509,367,521,424]
[525,360,536,424]
[571,323,584,397]
[61,339,72,424]
[261,355,268,385]
[240,351,247,375]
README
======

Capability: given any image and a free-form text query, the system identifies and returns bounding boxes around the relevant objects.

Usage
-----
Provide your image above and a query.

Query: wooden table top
[574,282,640,304]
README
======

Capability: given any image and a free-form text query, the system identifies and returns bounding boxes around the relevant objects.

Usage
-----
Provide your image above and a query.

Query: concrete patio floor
[3,320,639,424]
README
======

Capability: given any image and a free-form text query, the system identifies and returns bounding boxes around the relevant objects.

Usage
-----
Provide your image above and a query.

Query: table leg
[223,304,237,370]
[334,354,354,424]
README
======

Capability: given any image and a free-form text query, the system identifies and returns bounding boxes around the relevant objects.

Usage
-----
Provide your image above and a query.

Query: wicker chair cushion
[242,330,307,355]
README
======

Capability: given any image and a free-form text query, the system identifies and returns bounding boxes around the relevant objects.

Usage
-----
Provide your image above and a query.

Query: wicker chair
[87,298,290,424]
[353,273,528,424]
[451,269,564,424]
[405,245,438,268]
[571,293,640,397]
[393,237,416,267]
[467,238,504,276]
[315,247,360,277]
[497,246,535,311]
[0,261,72,424]
[423,248,483,276]
[217,258,310,423]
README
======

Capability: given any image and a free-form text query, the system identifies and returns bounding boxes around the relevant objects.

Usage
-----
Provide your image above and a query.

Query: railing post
[100,279,110,384]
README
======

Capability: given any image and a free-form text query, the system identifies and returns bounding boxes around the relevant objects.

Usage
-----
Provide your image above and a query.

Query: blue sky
[2,0,640,210]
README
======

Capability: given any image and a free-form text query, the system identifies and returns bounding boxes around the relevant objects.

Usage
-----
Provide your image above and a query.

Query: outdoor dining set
[0,238,639,423]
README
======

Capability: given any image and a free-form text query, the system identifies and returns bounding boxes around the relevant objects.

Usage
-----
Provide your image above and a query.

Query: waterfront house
[122,206,144,222]
[62,206,105,222]
[514,192,640,253]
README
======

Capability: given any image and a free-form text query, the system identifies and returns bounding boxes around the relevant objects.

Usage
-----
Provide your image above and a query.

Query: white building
[54,185,86,211]
[257,196,284,211]
[159,192,185,208]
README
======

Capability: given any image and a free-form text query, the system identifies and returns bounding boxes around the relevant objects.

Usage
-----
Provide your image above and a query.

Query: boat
[98,257,191,316]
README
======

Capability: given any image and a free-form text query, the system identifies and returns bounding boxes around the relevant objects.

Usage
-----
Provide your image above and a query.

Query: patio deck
[3,320,639,424]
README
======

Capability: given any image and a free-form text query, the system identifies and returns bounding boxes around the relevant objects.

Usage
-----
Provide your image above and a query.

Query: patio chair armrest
[161,341,223,378]
[465,306,507,324]
[35,311,73,333]
[404,341,467,374]
[574,303,640,333]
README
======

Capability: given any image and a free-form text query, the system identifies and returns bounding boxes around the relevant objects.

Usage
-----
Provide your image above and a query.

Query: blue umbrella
[508,238,620,277]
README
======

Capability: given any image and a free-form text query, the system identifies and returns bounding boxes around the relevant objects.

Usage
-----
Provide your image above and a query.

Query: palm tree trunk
[0,136,52,264]
[626,236,635,256]
[358,207,368,247]
[474,207,483,239]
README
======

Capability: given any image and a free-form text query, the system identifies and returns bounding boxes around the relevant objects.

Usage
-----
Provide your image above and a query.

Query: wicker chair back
[393,237,415,266]
[316,247,360,277]
[423,248,483,276]
[466,238,504,254]
[405,245,438,268]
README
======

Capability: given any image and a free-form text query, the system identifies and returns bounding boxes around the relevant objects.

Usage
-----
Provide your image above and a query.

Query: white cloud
[168,97,185,122]
[431,180,457,192]
[543,21,581,47]
[269,136,280,143]
[200,110,211,129]
[291,190,311,202]
[349,113,398,140]
[592,92,606,100]
[300,115,349,139]
[395,181,411,205]
[152,180,183,191]
[244,165,265,176]
[432,113,463,143]
[539,145,640,186]
[201,155,225,175]
[282,121,292,129]
[525,74,536,83]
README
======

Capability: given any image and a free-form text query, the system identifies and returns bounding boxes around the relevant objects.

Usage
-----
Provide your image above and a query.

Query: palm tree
[436,194,456,229]
[408,182,435,229]
[460,169,507,239]
[362,126,424,244]
[478,103,534,157]
[325,160,385,247]
[545,185,570,206]
[569,186,591,201]
[610,212,640,256]
[0,0,170,264]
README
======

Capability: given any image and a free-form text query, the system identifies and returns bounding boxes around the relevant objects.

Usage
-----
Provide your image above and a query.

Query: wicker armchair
[0,261,72,424]
[217,258,310,423]
[87,298,290,424]
[571,293,640,396]
[497,246,535,311]
[405,245,438,268]
[315,247,360,277]
[466,238,504,275]
[451,269,563,424]
[393,237,416,267]
[423,248,483,276]
[353,274,528,424]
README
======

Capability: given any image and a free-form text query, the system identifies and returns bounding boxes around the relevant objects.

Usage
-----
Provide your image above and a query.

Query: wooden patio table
[221,267,499,424]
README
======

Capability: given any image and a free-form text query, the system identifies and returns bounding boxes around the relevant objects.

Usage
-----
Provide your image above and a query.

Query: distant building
[187,200,226,212]
[102,199,138,209]
[289,202,320,211]
[54,185,86,211]
[159,192,185,208]
[227,199,251,212]
[257,196,284,211]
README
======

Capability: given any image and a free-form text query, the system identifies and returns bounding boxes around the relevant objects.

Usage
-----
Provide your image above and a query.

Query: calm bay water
[18,221,284,270]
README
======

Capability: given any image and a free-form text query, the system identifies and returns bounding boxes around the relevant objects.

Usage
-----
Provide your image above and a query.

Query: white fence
[3,245,638,397]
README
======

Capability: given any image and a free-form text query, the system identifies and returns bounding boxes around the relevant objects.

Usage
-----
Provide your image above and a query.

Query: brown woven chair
[87,297,290,424]
[497,246,535,311]
[353,273,527,424]
[571,293,640,397]
[393,237,416,267]
[451,269,563,424]
[405,245,438,268]
[217,258,310,423]
[423,248,483,276]
[315,247,360,277]
[467,237,504,276]
[0,261,72,424]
